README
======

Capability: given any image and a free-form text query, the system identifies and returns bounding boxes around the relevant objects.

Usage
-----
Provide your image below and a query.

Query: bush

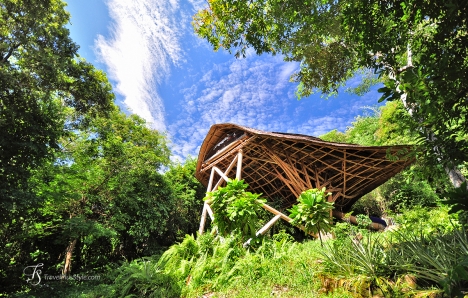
[392,206,460,237]
[381,173,440,212]
[289,188,334,245]
[207,179,266,239]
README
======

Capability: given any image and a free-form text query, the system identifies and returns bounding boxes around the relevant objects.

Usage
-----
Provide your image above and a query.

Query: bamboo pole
[256,214,282,236]
[260,203,293,223]
[273,168,300,198]
[213,166,231,183]
[213,154,238,190]
[198,204,208,234]
[314,167,321,189]
[243,214,282,247]
[262,145,308,192]
[206,203,214,220]
[207,167,215,193]
[343,150,347,197]
[302,162,313,189]
[236,150,243,179]
[260,203,316,237]
[332,210,385,231]
[201,135,256,174]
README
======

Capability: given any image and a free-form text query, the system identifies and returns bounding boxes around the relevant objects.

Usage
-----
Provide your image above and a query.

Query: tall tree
[343,0,468,186]
[42,108,172,274]
[194,0,355,96]
[0,107,173,290]
[164,158,205,243]
[0,0,114,217]
[193,0,468,181]
[30,107,171,276]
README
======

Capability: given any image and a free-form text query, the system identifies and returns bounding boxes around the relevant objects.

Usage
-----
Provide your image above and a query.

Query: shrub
[381,173,440,212]
[206,179,267,239]
[289,188,334,245]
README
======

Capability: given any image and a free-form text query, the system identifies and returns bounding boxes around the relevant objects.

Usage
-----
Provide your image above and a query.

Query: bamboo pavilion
[195,123,413,235]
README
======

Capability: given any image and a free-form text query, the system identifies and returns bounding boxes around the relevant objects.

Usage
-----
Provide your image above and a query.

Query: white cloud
[168,53,380,162]
[95,0,185,132]
[169,55,307,161]
[299,116,349,137]
[91,0,383,163]
[186,0,206,11]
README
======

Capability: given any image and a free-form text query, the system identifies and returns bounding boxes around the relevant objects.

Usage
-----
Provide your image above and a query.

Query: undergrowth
[26,207,467,297]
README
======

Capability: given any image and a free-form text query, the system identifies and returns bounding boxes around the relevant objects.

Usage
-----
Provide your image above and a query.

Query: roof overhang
[196,123,414,211]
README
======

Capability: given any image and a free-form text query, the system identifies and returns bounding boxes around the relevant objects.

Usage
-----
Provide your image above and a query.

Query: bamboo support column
[198,204,208,234]
[256,214,282,236]
[213,166,231,183]
[261,203,317,238]
[213,154,238,190]
[236,150,243,179]
[206,167,216,193]
[198,150,243,235]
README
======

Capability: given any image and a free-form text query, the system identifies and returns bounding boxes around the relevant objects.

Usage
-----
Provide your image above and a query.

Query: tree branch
[1,44,20,63]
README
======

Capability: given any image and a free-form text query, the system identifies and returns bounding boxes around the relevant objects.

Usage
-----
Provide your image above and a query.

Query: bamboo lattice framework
[196,123,414,235]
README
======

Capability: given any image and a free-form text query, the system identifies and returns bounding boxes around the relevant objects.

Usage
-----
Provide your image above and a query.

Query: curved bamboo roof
[195,123,413,211]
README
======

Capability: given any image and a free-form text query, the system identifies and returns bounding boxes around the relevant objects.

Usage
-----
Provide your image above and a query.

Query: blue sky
[65,0,381,161]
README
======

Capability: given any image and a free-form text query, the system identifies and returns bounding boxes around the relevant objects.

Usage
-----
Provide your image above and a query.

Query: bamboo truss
[196,123,414,236]
[198,150,306,237]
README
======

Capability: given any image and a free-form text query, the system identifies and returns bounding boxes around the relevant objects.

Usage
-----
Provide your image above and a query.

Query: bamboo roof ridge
[195,123,414,211]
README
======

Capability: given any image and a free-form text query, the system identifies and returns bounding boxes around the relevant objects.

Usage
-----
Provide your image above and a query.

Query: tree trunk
[445,167,467,188]
[62,238,77,278]
[397,48,468,189]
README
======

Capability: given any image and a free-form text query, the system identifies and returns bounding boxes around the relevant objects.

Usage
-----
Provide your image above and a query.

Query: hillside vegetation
[2,1,468,297]
[9,103,468,298]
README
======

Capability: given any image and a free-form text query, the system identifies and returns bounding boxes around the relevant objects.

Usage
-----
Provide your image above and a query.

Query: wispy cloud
[169,55,300,161]
[93,0,382,162]
[168,51,380,161]
[95,0,184,132]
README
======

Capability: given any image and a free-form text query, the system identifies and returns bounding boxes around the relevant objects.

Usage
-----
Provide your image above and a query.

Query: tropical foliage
[0,0,114,218]
[289,188,334,245]
[207,179,267,238]
[3,0,468,297]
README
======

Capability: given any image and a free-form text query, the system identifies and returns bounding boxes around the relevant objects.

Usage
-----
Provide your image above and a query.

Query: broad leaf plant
[206,179,266,239]
[289,188,334,245]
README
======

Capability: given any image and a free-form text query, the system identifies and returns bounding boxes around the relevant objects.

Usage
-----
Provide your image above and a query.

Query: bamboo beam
[261,203,293,223]
[263,146,308,193]
[206,203,214,220]
[213,166,231,183]
[201,136,256,173]
[243,214,282,247]
[257,214,282,236]
[332,210,385,231]
[260,203,316,237]
[314,167,321,189]
[246,156,277,164]
[343,150,347,197]
[273,167,300,198]
[301,162,313,189]
[213,154,239,190]
[203,134,248,164]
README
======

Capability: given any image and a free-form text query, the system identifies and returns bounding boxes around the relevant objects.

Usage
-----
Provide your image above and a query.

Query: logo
[23,263,43,286]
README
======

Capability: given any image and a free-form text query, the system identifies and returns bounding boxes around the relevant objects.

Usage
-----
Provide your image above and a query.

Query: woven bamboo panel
[196,124,414,212]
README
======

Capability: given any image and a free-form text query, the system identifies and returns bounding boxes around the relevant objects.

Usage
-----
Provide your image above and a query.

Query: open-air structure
[196,123,413,236]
